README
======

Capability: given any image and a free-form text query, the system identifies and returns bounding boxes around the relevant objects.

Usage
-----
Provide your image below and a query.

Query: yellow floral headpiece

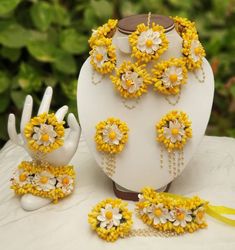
[24,112,65,153]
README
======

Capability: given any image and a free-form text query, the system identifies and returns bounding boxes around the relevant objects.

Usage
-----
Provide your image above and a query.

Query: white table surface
[0,135,235,250]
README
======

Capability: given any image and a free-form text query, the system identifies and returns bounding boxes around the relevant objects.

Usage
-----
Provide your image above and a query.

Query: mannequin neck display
[77,14,214,198]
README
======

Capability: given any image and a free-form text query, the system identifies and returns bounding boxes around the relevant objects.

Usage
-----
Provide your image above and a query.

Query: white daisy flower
[97,204,122,229]
[162,66,183,88]
[12,169,31,187]
[93,46,109,68]
[193,206,205,224]
[169,208,192,227]
[102,124,123,145]
[148,203,169,225]
[137,29,162,54]
[32,124,57,147]
[190,40,203,62]
[163,120,185,143]
[121,71,143,93]
[34,171,56,191]
[56,175,74,195]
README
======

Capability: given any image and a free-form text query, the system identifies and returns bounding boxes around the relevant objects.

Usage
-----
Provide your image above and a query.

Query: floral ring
[88,198,133,242]
[24,112,65,153]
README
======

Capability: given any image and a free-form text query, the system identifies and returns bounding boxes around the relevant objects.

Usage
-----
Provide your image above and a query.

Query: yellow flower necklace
[156,110,192,178]
[89,14,206,107]
[95,117,129,177]
[88,187,235,242]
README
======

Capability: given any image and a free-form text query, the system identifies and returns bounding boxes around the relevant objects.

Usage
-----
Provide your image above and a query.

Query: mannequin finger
[66,113,81,144]
[37,86,53,115]
[55,105,68,122]
[8,114,23,146]
[20,95,33,133]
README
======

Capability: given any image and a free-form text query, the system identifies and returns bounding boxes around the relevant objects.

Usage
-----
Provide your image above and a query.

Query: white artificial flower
[97,204,122,229]
[193,206,205,224]
[162,66,183,88]
[169,208,192,227]
[163,120,185,143]
[148,203,169,225]
[190,40,202,62]
[34,171,56,191]
[32,124,57,147]
[137,29,162,54]
[102,124,123,145]
[56,175,74,194]
[12,169,31,187]
[93,46,109,67]
[121,71,143,93]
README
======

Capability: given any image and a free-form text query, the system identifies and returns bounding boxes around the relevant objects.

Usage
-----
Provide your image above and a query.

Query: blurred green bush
[0,0,235,147]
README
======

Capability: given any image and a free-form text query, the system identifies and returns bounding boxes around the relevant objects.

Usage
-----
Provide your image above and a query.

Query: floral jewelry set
[89,15,206,107]
[88,187,235,242]
[11,113,75,203]
[90,15,203,178]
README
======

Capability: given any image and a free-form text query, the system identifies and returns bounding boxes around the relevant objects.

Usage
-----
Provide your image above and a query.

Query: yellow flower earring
[156,110,192,177]
[95,117,129,177]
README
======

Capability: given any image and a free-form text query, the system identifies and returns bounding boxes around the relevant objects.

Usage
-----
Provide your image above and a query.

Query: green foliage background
[0,0,235,147]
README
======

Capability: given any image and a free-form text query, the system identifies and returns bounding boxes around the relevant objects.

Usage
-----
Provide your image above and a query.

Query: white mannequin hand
[7,87,81,211]
[8,87,81,166]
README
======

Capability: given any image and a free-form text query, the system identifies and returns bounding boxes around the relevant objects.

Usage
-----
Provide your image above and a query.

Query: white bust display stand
[77,15,214,194]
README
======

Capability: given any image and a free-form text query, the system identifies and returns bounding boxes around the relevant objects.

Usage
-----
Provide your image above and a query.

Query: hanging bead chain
[193,67,206,83]
[101,153,116,177]
[164,91,181,106]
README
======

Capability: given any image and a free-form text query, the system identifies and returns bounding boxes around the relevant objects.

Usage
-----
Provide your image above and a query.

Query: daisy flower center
[125,79,133,87]
[108,131,116,140]
[40,176,48,184]
[169,74,178,83]
[138,202,145,209]
[171,128,179,135]
[176,212,185,221]
[62,177,70,186]
[41,133,50,142]
[154,208,162,217]
[145,39,153,48]
[194,47,201,56]
[19,173,27,182]
[95,53,103,61]
[105,211,113,220]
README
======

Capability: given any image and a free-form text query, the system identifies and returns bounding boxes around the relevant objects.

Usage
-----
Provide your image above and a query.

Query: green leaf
[11,90,27,109]
[0,92,10,113]
[17,63,42,92]
[0,21,31,48]
[230,85,235,98]
[59,28,88,54]
[53,51,77,74]
[0,71,10,94]
[27,41,57,62]
[60,79,77,101]
[1,47,21,62]
[0,0,21,15]
[91,0,113,20]
[30,2,54,31]
[53,4,70,26]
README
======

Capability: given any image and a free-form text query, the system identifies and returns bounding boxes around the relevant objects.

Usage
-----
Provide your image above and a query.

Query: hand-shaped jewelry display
[8,87,81,211]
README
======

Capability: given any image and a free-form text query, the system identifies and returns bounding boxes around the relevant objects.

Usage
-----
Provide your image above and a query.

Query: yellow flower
[88,198,133,242]
[11,161,75,203]
[129,22,168,63]
[182,31,206,70]
[24,113,65,153]
[90,37,116,74]
[110,61,152,99]
[156,110,192,152]
[88,19,118,48]
[95,117,129,154]
[152,58,188,95]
